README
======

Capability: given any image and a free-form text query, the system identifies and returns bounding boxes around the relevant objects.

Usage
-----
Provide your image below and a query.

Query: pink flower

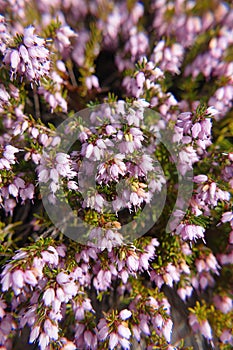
[221,211,233,223]
[119,309,132,320]
[56,272,70,285]
[41,246,59,265]
[3,26,50,82]
[29,326,40,343]
[12,270,24,289]
[213,295,232,314]
[98,325,109,341]
[199,320,212,340]
[38,333,50,350]
[43,288,55,306]
[119,337,131,349]
[109,332,119,349]
[44,319,59,340]
[189,314,199,332]
[139,318,150,335]
[193,175,208,183]
[118,324,131,339]
[3,145,19,162]
[127,254,139,272]
[132,325,141,342]
[220,329,233,344]
[177,224,205,241]
[84,330,93,347]
[24,270,37,286]
[1,272,12,292]
[85,75,99,90]
[62,281,78,299]
[136,72,145,89]
[162,319,173,342]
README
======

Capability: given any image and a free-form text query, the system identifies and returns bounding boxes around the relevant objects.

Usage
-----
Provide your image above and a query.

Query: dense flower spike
[3,26,50,82]
[0,1,232,349]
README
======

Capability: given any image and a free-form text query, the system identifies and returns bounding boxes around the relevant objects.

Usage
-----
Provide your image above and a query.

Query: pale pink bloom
[41,246,59,265]
[3,145,19,161]
[132,325,141,342]
[139,318,150,335]
[8,183,18,197]
[181,224,205,241]
[177,287,187,301]
[162,319,173,342]
[206,106,218,117]
[200,320,212,340]
[38,333,50,350]
[12,270,24,289]
[153,313,163,329]
[163,272,173,287]
[199,274,209,289]
[109,332,119,349]
[206,253,219,272]
[56,288,65,302]
[193,175,208,183]
[213,295,232,314]
[74,306,85,321]
[32,257,44,278]
[56,272,70,285]
[85,143,94,158]
[56,245,66,257]
[98,324,109,340]
[39,133,50,147]
[118,337,131,349]
[10,50,20,69]
[119,309,132,320]
[55,25,77,54]
[118,324,131,339]
[220,329,233,344]
[44,319,59,340]
[1,271,12,291]
[67,181,78,190]
[84,330,93,347]
[189,314,199,332]
[121,270,129,284]
[136,72,145,89]
[43,288,55,306]
[195,259,206,273]
[29,326,40,343]
[127,254,139,271]
[166,263,180,282]
[38,169,49,183]
[24,270,37,286]
[62,281,78,298]
[75,323,85,338]
[56,60,66,73]
[85,75,99,90]
[221,211,233,223]
[139,253,150,271]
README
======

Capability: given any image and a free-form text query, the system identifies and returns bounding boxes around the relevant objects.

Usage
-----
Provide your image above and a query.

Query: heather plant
[0,1,232,350]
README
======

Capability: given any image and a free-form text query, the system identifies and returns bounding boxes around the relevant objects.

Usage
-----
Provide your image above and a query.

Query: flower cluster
[3,26,50,82]
[0,0,232,349]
